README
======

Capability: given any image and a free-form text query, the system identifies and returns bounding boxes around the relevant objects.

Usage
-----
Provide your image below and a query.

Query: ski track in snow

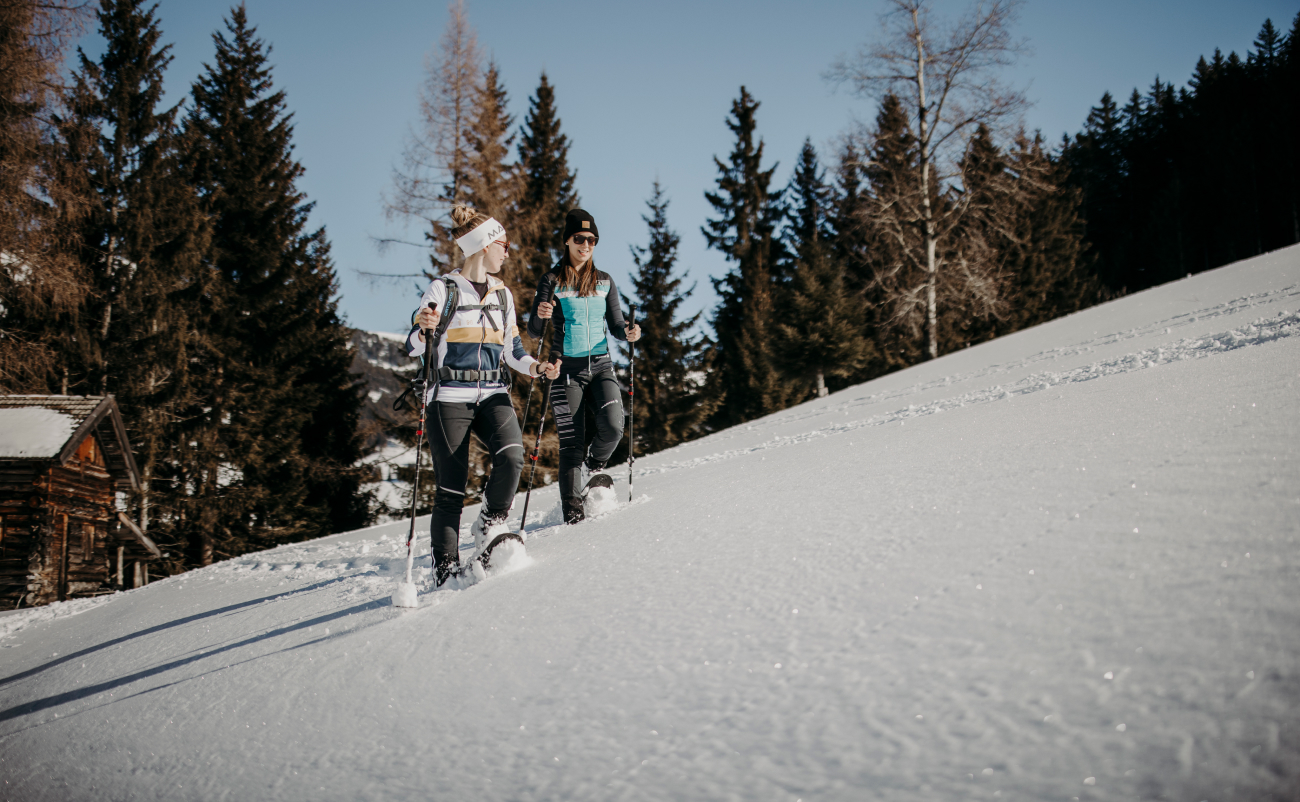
[642,300,1300,479]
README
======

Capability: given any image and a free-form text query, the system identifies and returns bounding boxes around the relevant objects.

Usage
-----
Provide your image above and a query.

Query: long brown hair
[559,250,599,297]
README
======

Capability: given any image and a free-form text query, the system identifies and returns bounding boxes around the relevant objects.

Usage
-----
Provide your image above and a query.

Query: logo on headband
[454,217,505,256]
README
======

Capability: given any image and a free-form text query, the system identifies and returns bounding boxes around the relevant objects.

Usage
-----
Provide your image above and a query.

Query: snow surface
[0,408,77,459]
[2,246,1299,800]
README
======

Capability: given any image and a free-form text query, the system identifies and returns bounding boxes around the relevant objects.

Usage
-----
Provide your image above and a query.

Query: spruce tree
[516,72,578,308]
[783,138,835,263]
[775,140,872,397]
[860,93,928,368]
[620,182,715,454]
[462,61,518,277]
[702,87,791,427]
[179,6,370,566]
[998,133,1096,332]
[60,0,209,538]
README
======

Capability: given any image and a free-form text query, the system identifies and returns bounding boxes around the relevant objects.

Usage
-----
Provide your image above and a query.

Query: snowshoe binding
[471,508,511,559]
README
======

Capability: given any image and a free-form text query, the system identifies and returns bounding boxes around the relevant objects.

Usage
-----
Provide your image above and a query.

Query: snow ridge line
[703,283,1300,441]
[638,309,1300,479]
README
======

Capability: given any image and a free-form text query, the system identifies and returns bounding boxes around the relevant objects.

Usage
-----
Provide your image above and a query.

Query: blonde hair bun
[449,204,493,239]
[450,204,477,228]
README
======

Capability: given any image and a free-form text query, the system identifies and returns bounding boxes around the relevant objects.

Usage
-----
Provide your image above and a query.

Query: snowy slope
[2,247,1298,801]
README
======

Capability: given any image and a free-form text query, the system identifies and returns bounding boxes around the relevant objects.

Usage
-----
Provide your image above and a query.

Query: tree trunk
[913,13,939,360]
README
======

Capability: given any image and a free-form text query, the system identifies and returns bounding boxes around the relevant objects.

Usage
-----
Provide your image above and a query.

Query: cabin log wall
[0,435,143,608]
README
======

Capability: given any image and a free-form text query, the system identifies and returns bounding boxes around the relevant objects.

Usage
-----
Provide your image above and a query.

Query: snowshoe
[478,531,526,573]
[581,471,619,517]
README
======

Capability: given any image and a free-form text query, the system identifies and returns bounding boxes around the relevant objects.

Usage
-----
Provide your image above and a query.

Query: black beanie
[562,208,598,242]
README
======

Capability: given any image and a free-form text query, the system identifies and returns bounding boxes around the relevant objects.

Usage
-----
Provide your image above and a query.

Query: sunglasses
[493,239,511,255]
[571,234,598,246]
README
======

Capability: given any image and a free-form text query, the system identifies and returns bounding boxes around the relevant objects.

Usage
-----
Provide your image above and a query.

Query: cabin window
[82,523,94,558]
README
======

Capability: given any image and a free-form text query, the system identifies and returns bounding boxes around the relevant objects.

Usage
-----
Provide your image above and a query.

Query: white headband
[454,217,505,256]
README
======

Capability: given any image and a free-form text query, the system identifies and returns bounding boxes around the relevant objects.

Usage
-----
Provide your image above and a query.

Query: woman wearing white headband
[407,204,560,586]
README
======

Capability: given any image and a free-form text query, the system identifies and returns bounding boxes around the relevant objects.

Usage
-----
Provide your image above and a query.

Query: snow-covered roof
[0,395,140,490]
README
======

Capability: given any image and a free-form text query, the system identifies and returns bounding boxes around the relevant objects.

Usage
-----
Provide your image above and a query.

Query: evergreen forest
[3,0,1296,583]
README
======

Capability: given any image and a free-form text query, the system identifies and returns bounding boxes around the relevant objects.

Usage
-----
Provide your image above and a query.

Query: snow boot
[471,507,510,559]
[434,558,461,588]
[562,496,585,525]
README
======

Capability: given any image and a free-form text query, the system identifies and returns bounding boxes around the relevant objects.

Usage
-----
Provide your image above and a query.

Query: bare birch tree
[381,0,481,279]
[827,0,1027,359]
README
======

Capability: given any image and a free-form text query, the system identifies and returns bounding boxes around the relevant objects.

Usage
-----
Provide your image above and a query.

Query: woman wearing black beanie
[527,208,641,524]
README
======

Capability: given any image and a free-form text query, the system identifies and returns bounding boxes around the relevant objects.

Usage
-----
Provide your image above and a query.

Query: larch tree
[0,0,89,392]
[827,0,1027,359]
[703,87,792,427]
[382,0,481,279]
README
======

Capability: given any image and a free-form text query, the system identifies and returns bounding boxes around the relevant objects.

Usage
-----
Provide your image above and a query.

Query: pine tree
[776,140,873,398]
[516,72,578,308]
[178,6,371,566]
[702,87,791,427]
[620,182,715,454]
[59,0,209,537]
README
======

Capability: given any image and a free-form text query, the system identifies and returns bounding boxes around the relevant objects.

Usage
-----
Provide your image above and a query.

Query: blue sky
[80,0,1298,334]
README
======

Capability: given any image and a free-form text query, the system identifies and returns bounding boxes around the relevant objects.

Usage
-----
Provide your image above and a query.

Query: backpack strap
[454,285,509,332]
[433,276,460,341]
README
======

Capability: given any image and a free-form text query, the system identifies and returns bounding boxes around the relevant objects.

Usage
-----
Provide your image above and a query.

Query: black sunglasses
[571,234,598,246]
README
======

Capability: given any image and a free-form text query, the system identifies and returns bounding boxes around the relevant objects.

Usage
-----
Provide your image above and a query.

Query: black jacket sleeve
[527,271,560,340]
[604,274,629,341]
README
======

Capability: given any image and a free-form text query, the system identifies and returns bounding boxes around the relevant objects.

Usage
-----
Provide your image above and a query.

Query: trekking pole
[393,302,437,608]
[518,292,549,441]
[628,305,636,503]
[518,286,556,536]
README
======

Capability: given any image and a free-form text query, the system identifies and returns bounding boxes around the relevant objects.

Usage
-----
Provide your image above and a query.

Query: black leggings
[426,393,524,566]
[550,367,624,502]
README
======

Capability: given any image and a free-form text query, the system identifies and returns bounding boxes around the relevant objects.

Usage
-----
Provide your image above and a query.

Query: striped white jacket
[405,271,537,404]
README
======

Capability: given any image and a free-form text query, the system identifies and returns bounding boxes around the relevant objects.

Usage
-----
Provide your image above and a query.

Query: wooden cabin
[0,395,160,608]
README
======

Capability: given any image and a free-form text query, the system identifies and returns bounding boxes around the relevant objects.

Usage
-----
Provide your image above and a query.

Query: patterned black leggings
[549,367,624,502]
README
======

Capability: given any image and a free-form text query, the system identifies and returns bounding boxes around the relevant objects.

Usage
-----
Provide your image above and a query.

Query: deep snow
[1,246,1298,801]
